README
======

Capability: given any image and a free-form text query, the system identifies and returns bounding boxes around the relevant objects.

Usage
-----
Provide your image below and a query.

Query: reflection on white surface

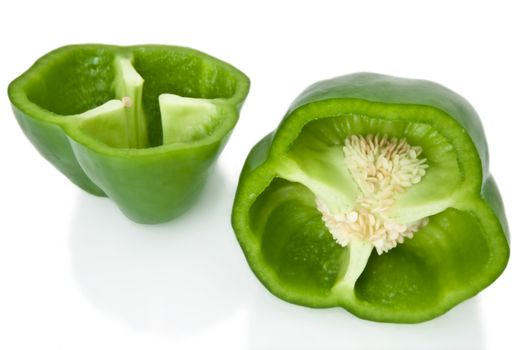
[69,166,484,348]
[247,289,484,350]
[69,168,256,335]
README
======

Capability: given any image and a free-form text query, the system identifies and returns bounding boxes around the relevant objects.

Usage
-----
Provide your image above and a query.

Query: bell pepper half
[8,44,249,223]
[232,73,509,323]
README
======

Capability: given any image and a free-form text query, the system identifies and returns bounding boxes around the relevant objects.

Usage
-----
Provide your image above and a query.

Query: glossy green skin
[9,45,249,223]
[232,73,509,323]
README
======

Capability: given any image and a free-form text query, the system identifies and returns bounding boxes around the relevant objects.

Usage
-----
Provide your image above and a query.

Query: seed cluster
[317,134,429,254]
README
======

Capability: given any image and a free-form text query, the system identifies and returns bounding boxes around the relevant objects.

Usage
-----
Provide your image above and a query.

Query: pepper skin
[9,44,249,224]
[232,73,509,323]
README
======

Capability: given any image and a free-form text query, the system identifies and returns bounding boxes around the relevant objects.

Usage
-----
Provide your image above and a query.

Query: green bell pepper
[232,73,509,323]
[8,44,249,224]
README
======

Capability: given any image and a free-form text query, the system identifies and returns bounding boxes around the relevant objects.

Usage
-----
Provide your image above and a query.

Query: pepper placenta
[232,73,509,323]
[9,44,249,223]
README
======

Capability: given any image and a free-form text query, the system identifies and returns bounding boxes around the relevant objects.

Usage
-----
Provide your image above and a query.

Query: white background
[0,1,525,349]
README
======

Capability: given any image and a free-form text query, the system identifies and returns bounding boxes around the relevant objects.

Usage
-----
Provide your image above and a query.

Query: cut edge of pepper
[8,44,250,155]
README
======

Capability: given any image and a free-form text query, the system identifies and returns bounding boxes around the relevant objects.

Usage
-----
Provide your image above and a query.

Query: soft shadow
[247,288,485,350]
[69,166,253,336]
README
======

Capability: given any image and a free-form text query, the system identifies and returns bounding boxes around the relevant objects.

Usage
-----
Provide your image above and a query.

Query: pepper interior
[249,114,491,314]
[24,46,238,148]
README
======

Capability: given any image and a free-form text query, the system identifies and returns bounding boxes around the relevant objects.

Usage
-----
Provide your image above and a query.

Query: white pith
[316,134,429,255]
[73,55,219,148]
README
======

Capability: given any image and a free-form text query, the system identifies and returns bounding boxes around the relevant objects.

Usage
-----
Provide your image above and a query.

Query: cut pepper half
[9,44,249,223]
[232,73,509,323]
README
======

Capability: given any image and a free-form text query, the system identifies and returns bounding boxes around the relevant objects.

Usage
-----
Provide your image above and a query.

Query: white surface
[0,1,525,349]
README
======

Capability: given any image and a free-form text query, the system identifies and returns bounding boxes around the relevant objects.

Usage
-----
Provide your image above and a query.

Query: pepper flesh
[232,73,509,323]
[8,44,249,223]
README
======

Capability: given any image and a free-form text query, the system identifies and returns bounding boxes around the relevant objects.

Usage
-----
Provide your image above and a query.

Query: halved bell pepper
[8,44,249,223]
[232,73,509,323]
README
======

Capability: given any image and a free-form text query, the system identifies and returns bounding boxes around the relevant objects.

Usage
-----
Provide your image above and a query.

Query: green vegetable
[8,44,249,223]
[232,73,509,323]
